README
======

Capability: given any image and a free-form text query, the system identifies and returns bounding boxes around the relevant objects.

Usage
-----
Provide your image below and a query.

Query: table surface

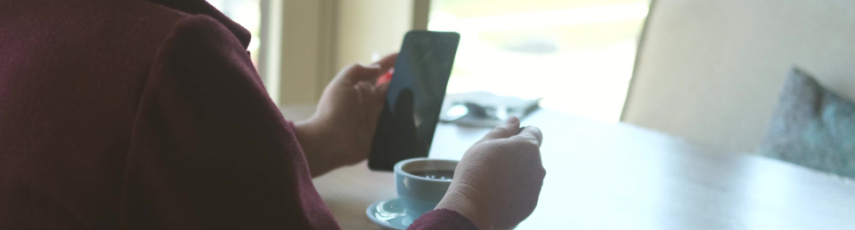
[280,105,855,230]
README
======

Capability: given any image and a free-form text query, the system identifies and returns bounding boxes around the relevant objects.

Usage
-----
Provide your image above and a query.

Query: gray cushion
[759,68,855,178]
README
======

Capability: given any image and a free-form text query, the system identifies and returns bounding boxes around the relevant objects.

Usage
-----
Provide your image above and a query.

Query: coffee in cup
[394,158,458,218]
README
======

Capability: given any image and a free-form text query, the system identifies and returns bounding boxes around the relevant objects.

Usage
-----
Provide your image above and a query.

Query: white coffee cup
[394,158,458,218]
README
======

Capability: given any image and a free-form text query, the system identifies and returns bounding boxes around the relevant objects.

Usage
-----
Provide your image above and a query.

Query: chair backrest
[622,0,855,153]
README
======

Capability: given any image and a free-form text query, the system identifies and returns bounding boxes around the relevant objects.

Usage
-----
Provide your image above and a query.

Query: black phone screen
[368,31,460,171]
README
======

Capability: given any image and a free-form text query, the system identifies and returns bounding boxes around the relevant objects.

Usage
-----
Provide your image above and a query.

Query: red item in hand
[377,68,393,86]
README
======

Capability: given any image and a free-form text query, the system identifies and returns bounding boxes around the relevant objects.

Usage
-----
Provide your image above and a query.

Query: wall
[275,0,429,105]
[277,0,331,105]
[334,0,427,74]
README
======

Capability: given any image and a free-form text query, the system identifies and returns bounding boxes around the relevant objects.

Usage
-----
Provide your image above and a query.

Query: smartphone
[368,31,460,171]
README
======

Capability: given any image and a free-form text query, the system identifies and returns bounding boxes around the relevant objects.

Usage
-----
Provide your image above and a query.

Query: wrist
[294,119,337,177]
[435,184,492,230]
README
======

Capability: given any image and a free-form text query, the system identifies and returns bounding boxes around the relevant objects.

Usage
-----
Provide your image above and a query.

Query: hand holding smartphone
[368,31,460,171]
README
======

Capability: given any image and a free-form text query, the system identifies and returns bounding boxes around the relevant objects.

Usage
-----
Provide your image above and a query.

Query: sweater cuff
[407,209,479,230]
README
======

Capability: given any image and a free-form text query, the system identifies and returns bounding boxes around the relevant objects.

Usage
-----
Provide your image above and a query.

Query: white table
[281,106,855,230]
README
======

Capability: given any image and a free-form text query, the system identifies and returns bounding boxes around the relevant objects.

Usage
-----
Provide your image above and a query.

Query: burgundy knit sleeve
[121,15,338,229]
[407,209,479,230]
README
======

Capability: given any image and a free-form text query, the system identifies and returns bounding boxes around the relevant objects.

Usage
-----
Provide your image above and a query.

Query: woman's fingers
[344,53,398,83]
[343,64,383,82]
[373,53,398,74]
[480,117,521,142]
[514,126,543,147]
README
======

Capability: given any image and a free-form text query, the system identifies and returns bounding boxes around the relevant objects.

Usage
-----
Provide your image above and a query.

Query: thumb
[479,117,521,142]
[514,126,544,147]
[365,82,390,119]
[373,81,390,101]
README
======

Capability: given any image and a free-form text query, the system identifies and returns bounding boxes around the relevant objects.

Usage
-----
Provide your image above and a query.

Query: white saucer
[366,198,414,230]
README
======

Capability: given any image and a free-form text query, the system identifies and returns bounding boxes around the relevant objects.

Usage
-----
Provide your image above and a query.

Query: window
[429,0,649,123]
[208,0,261,66]
[209,0,282,105]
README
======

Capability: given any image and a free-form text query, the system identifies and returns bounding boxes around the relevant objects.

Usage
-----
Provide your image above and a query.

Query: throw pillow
[759,68,855,178]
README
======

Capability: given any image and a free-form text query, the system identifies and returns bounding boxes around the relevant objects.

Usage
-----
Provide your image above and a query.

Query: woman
[0,0,545,229]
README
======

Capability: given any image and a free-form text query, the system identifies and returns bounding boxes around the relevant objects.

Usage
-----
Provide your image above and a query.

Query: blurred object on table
[440,91,540,127]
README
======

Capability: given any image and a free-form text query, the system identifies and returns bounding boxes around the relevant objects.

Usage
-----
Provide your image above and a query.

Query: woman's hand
[435,117,546,230]
[295,53,397,177]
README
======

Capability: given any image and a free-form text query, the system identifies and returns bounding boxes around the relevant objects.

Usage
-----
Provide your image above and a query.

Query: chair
[621,0,855,153]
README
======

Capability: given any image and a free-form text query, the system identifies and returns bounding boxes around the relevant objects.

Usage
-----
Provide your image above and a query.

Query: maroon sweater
[0,0,476,229]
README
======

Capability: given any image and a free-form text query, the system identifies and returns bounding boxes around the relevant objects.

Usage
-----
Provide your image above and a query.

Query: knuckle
[493,126,513,134]
[344,63,360,70]
[511,134,539,145]
[487,127,513,138]
[516,139,540,153]
[344,63,365,73]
